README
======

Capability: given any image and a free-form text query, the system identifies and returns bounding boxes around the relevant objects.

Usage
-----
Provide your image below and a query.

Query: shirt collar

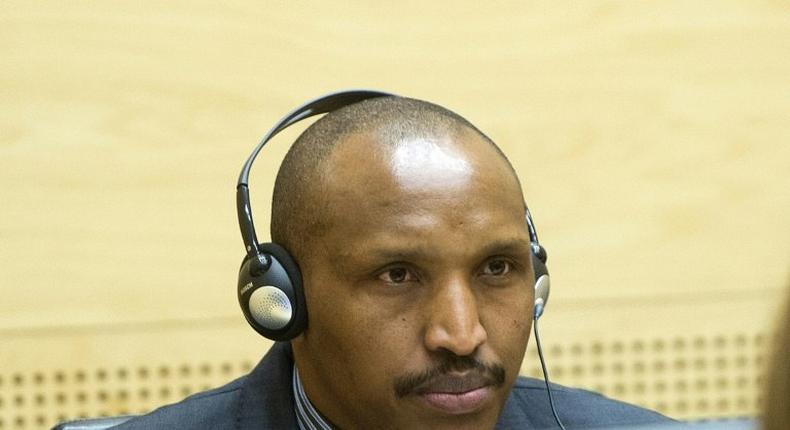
[293,364,335,430]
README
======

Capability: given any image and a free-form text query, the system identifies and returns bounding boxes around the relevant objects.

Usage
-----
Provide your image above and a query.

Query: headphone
[236,90,551,341]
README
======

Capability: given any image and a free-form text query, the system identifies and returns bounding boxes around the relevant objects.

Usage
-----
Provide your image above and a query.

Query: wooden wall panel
[1,1,789,428]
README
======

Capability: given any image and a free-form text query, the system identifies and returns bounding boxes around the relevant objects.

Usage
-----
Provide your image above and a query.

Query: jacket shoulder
[498,377,672,429]
[109,342,298,430]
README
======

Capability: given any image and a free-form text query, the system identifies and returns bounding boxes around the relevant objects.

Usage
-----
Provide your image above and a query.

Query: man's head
[270,96,535,429]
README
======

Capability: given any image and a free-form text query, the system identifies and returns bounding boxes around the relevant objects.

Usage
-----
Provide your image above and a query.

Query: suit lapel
[235,342,300,430]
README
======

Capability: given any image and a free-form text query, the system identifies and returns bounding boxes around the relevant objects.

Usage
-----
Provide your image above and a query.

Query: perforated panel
[521,332,770,420]
[0,332,769,429]
[0,360,256,429]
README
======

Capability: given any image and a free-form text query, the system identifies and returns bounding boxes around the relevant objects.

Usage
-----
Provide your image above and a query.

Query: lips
[414,373,495,414]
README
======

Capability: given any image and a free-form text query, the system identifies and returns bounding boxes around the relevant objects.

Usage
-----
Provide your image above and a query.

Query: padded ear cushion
[237,243,307,341]
[257,242,302,287]
[532,252,548,280]
[258,242,307,340]
[531,252,551,319]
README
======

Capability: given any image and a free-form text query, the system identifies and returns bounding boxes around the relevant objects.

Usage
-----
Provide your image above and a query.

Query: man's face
[291,130,534,430]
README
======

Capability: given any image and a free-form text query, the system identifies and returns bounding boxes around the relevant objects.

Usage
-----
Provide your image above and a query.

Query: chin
[395,393,503,430]
[411,413,499,430]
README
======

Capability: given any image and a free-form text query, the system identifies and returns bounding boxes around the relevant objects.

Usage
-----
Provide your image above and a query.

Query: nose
[423,275,488,356]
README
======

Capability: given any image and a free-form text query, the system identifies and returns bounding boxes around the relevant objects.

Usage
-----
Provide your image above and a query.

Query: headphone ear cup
[531,252,550,320]
[237,243,307,341]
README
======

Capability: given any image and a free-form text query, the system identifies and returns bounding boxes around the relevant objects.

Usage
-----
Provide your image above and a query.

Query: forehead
[326,128,521,192]
[314,129,527,249]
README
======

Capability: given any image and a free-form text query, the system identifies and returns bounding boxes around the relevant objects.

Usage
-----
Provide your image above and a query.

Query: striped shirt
[293,365,335,430]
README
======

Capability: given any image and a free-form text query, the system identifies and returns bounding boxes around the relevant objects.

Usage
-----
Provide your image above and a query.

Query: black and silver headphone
[236,90,551,341]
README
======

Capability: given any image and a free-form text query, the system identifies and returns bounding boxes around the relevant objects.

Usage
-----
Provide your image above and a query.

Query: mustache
[393,355,506,398]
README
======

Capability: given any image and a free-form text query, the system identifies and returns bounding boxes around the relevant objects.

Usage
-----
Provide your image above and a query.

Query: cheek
[480,292,532,359]
[487,310,530,344]
[305,279,419,378]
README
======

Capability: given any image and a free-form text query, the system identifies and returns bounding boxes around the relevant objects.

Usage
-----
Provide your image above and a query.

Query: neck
[293,364,335,430]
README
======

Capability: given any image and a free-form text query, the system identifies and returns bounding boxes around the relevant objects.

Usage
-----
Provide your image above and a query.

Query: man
[113,95,669,429]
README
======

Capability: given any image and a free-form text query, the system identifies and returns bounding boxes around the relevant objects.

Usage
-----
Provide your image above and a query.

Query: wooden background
[1,1,789,428]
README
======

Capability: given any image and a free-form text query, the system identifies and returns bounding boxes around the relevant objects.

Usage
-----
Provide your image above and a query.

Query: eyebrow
[334,238,533,271]
[475,238,533,258]
[336,246,435,268]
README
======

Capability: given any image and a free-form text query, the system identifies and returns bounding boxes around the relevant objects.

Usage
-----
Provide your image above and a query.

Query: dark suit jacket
[113,342,670,429]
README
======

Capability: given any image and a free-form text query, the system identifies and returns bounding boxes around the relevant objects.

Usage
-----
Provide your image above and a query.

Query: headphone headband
[236,89,546,263]
[236,90,396,257]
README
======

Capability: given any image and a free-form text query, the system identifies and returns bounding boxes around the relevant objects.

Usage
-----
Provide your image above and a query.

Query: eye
[378,267,417,284]
[481,258,511,276]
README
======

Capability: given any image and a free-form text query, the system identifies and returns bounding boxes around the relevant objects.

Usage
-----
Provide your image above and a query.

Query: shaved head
[279,96,534,429]
[270,96,520,262]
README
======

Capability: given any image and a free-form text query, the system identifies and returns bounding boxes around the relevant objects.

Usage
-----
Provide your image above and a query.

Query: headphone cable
[533,316,567,430]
